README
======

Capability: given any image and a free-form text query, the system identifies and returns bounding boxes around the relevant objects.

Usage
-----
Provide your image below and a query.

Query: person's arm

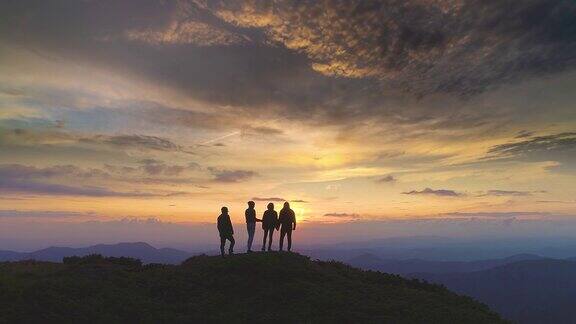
[217,217,224,233]
[252,210,261,222]
[292,211,297,230]
[228,216,234,235]
[275,212,280,230]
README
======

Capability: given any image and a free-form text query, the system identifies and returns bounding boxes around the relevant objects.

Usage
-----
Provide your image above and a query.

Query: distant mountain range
[413,259,576,324]
[0,242,193,264]
[346,252,546,275]
[345,252,576,323]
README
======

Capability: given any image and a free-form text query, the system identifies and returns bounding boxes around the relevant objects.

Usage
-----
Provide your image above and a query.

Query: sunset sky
[1,1,575,248]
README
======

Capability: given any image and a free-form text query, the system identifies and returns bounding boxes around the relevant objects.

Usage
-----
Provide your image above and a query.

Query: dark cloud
[376,175,396,183]
[137,159,187,176]
[486,132,576,173]
[290,199,309,203]
[103,164,139,174]
[204,0,576,95]
[208,167,257,183]
[0,164,189,197]
[515,130,535,139]
[0,120,192,154]
[536,200,576,204]
[488,132,576,157]
[0,210,95,218]
[0,164,110,180]
[0,178,179,198]
[482,190,535,197]
[252,197,285,202]
[324,213,360,218]
[403,188,463,197]
[82,134,191,154]
[4,0,574,133]
[241,126,284,136]
[441,212,550,218]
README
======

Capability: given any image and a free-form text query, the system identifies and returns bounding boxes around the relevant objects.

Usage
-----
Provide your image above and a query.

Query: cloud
[482,190,535,197]
[375,175,396,183]
[251,197,307,203]
[0,164,110,180]
[0,210,96,218]
[403,188,463,197]
[113,0,250,47]
[121,19,249,46]
[515,130,535,139]
[7,0,573,137]
[536,200,576,205]
[324,213,360,218]
[440,212,550,218]
[485,132,576,173]
[0,164,187,197]
[0,121,192,154]
[209,167,257,183]
[487,132,576,158]
[0,179,179,198]
[82,134,191,153]
[204,0,576,95]
[241,126,284,136]
[137,159,188,176]
[252,197,285,202]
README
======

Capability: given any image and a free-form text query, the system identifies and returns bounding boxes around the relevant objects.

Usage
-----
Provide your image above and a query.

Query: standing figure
[278,202,296,251]
[217,206,235,257]
[261,203,278,251]
[245,201,261,253]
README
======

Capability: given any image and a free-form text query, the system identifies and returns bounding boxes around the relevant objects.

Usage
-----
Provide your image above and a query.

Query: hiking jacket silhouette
[278,208,296,230]
[245,208,257,223]
[262,210,278,230]
[217,214,234,236]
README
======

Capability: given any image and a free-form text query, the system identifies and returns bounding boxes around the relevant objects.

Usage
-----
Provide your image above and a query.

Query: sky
[1,0,576,249]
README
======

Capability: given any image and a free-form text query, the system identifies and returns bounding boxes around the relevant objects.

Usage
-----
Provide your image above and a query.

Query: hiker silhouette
[261,202,278,251]
[245,201,261,253]
[217,206,235,257]
[278,202,296,251]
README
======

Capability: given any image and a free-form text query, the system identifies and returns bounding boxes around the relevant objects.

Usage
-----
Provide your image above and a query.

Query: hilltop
[0,252,504,323]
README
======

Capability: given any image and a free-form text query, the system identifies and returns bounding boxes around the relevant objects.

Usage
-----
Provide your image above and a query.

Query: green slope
[0,253,505,323]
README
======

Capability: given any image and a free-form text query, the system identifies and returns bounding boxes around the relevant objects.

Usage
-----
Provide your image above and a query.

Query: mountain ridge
[0,242,193,264]
[347,252,547,274]
[413,259,576,324]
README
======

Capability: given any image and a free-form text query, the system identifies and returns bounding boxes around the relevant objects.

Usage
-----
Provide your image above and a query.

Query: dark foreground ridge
[0,252,505,323]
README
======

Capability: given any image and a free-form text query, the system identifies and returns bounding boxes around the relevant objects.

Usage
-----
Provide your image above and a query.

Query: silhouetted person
[245,201,261,253]
[278,202,296,251]
[217,206,235,257]
[261,203,278,251]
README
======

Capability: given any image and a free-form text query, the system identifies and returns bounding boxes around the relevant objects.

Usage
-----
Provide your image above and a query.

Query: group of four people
[217,201,297,257]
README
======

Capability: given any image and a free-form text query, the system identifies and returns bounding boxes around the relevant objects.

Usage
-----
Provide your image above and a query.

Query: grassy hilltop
[0,252,505,323]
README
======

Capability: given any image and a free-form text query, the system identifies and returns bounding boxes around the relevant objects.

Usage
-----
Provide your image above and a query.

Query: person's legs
[247,223,255,252]
[228,235,235,255]
[279,228,286,251]
[262,229,268,251]
[220,236,226,257]
[287,229,292,251]
[267,230,273,251]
